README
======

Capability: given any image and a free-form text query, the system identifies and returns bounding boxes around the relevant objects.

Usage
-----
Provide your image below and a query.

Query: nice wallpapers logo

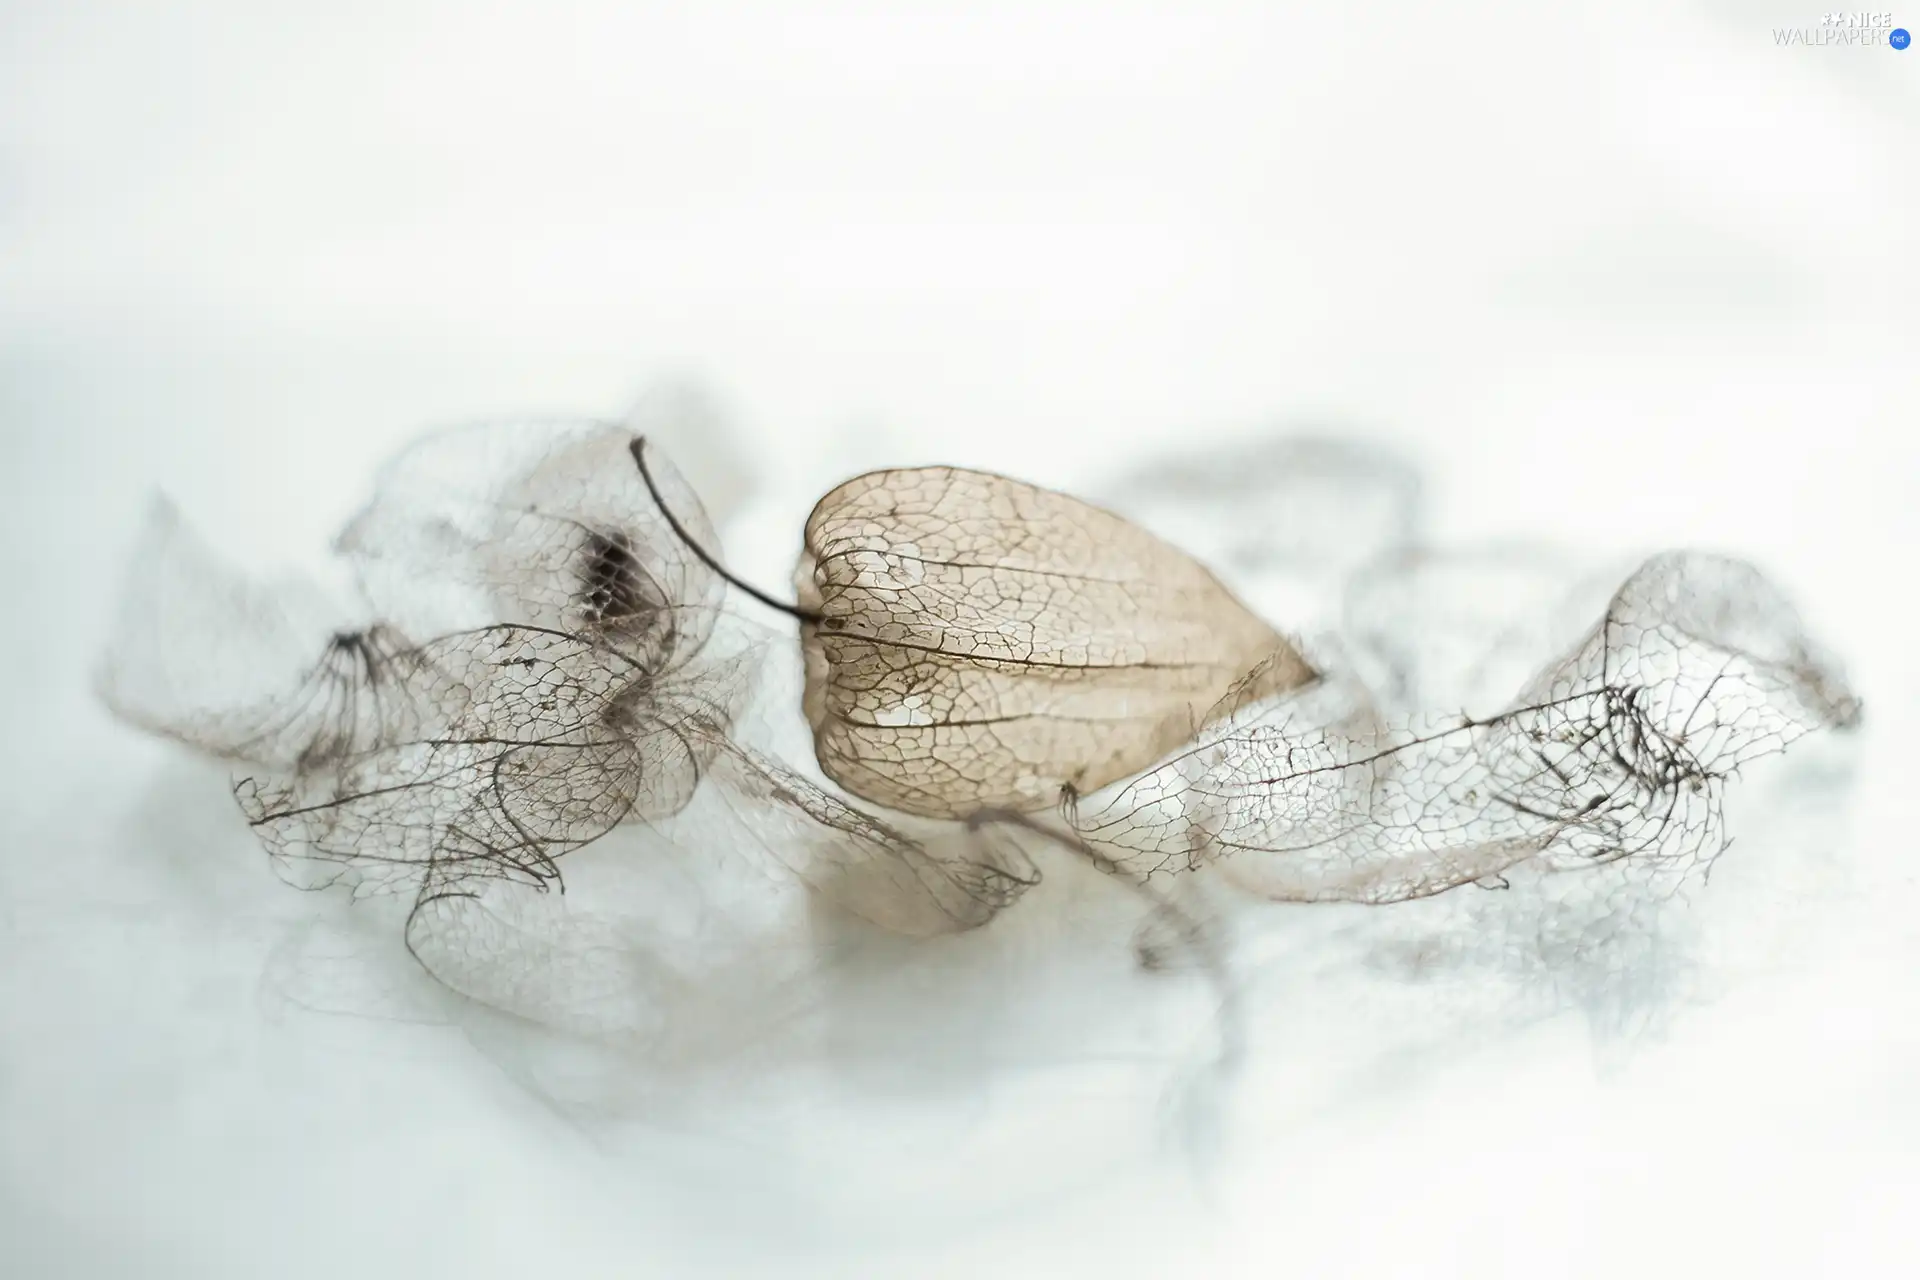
[1773,12,1911,46]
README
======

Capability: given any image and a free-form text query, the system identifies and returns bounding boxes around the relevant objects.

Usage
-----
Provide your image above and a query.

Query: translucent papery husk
[1069,551,1860,905]
[336,421,724,669]
[98,429,1050,1039]
[796,464,1317,819]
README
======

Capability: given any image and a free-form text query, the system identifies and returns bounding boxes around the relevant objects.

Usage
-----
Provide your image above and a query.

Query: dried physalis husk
[1071,551,1861,904]
[100,430,1044,1038]
[794,466,1316,818]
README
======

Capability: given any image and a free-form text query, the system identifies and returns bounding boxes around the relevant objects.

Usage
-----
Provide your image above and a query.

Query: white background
[3,3,1916,1276]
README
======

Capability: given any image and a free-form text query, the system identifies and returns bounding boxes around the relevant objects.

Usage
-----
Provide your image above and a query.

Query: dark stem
[629,436,822,623]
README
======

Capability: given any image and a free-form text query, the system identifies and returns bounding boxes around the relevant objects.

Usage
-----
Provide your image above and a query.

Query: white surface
[3,3,1916,1276]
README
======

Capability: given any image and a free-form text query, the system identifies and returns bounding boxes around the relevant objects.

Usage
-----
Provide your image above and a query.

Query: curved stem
[629,436,822,623]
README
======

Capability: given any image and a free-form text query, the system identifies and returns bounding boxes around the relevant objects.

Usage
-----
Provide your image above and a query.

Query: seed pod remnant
[794,466,1317,819]
[98,424,1047,1032]
[1072,551,1861,902]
